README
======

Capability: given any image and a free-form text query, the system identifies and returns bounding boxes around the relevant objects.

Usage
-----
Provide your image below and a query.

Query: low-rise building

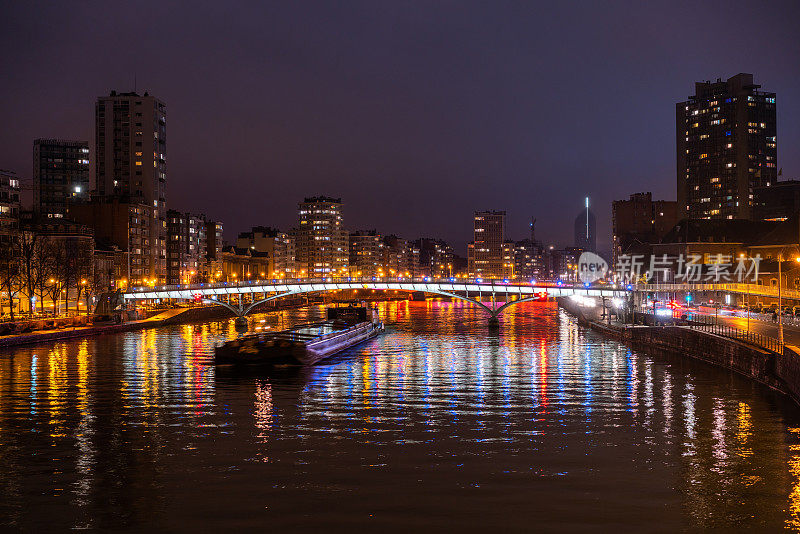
[236,226,296,279]
[220,246,269,282]
[637,219,779,283]
[612,192,678,267]
[93,241,128,292]
[68,196,164,285]
[752,180,800,221]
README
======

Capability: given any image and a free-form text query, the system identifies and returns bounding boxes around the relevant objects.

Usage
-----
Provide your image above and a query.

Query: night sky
[2,1,799,255]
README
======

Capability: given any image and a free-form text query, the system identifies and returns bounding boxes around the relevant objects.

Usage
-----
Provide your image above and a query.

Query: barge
[214,305,384,366]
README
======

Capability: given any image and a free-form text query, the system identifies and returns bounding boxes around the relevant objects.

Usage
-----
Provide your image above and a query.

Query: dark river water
[2,300,800,532]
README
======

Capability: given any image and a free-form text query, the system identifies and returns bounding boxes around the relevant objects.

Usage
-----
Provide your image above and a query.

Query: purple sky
[2,1,799,255]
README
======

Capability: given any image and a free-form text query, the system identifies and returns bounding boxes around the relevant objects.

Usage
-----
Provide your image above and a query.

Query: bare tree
[0,237,22,320]
[46,240,69,316]
[63,237,92,314]
[18,231,55,316]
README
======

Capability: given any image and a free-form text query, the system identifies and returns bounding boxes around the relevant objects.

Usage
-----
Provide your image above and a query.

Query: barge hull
[301,322,381,364]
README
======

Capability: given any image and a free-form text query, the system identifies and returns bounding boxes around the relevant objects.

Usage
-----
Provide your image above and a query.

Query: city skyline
[2,2,799,253]
[5,4,800,531]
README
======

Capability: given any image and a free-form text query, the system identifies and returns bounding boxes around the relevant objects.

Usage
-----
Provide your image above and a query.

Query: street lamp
[777,251,800,346]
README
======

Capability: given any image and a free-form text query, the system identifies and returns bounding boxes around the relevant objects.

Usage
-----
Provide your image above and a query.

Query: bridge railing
[634,282,800,301]
[632,305,783,354]
[686,311,783,354]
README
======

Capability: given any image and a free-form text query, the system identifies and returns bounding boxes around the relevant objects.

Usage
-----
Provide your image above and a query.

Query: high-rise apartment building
[676,73,777,220]
[295,197,348,278]
[512,216,545,281]
[33,139,90,219]
[166,210,207,285]
[0,169,20,245]
[381,235,414,278]
[612,192,678,266]
[236,226,296,278]
[205,220,224,281]
[415,238,455,278]
[468,210,506,279]
[349,230,383,277]
[95,90,167,282]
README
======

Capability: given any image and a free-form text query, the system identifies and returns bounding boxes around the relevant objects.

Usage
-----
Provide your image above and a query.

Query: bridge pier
[488,315,500,328]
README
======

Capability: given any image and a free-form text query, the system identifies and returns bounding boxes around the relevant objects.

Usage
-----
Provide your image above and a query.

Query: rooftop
[661,218,779,244]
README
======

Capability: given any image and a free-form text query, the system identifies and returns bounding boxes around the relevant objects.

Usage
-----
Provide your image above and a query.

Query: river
[1,300,800,531]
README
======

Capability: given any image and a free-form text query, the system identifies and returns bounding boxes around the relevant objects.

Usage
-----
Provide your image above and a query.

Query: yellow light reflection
[787,429,800,529]
[736,401,753,458]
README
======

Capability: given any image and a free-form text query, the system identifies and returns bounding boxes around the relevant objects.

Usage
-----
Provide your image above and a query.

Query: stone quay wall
[558,297,800,406]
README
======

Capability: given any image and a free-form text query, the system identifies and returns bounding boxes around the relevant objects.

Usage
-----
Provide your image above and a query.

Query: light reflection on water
[1,300,800,531]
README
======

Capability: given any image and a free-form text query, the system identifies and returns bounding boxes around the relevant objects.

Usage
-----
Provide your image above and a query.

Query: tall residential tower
[33,139,90,219]
[676,73,777,220]
[468,210,510,279]
[295,197,348,278]
[92,90,167,282]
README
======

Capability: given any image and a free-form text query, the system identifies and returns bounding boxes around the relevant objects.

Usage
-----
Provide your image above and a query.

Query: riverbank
[0,298,303,348]
[558,297,800,406]
[0,295,409,349]
[0,305,234,348]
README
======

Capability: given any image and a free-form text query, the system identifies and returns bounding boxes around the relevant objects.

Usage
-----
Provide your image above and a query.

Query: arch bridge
[123,278,629,325]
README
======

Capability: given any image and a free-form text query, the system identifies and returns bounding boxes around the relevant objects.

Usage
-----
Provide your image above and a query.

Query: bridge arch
[202,291,301,317]
[126,279,607,326]
[200,287,514,320]
[432,290,496,315]
[200,298,241,316]
[491,295,546,316]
